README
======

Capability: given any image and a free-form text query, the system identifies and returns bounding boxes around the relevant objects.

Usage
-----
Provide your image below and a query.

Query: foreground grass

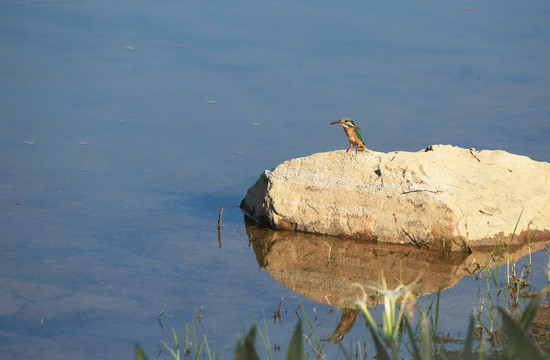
[135,283,550,360]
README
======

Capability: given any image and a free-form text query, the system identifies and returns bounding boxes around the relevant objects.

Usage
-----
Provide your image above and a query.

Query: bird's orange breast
[343,127,365,147]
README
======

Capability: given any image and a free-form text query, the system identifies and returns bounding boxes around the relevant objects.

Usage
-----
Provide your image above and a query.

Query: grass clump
[351,277,418,359]
[135,284,549,360]
[136,285,549,359]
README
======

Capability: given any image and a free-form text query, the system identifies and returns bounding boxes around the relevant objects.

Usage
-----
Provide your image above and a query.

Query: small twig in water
[294,304,303,320]
[273,297,284,323]
[303,334,325,358]
[217,205,224,227]
[217,206,224,248]
[157,309,165,330]
[197,305,204,323]
[322,306,334,322]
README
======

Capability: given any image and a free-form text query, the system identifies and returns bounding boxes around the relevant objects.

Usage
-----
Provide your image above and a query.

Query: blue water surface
[1,0,549,359]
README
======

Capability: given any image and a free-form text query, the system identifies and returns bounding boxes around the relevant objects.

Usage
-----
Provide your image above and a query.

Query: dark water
[1,0,549,359]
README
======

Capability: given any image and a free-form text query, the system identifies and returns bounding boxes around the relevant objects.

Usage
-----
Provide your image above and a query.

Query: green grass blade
[337,342,352,360]
[172,327,179,348]
[520,287,548,330]
[478,336,487,360]
[461,316,475,360]
[262,313,273,359]
[286,321,303,360]
[434,285,441,332]
[498,307,543,360]
[300,303,321,347]
[368,325,391,360]
[234,326,259,360]
[507,208,523,250]
[134,344,149,360]
[203,335,213,360]
[404,316,422,360]
[161,340,179,360]
[421,316,433,360]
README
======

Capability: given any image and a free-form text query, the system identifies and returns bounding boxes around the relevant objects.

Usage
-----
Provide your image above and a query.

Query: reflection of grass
[321,237,334,267]
[470,211,544,344]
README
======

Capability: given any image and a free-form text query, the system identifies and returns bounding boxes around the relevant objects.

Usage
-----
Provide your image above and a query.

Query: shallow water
[1,0,549,359]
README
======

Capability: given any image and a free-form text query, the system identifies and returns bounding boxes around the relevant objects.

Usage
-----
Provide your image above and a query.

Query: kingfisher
[330,117,366,153]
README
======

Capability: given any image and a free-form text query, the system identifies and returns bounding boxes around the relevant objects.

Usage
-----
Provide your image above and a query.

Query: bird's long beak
[330,119,344,125]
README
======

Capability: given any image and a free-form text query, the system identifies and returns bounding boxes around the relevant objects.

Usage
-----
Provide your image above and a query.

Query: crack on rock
[418,164,427,176]
[402,189,442,195]
[305,201,319,214]
[469,148,481,162]
[401,227,429,249]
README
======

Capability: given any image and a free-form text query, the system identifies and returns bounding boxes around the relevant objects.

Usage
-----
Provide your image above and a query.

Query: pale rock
[241,145,550,251]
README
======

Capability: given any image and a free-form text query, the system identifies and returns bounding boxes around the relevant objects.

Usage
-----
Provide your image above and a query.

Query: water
[1,0,549,358]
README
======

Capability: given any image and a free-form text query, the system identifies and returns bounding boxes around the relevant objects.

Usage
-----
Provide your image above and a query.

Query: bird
[329,117,366,153]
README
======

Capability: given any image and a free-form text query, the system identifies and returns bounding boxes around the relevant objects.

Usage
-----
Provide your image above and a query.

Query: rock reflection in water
[246,217,468,309]
[245,216,549,342]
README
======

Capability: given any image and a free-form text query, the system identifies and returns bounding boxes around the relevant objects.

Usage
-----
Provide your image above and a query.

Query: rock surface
[241,145,550,251]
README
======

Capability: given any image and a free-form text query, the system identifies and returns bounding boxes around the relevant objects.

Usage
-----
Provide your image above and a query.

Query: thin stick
[277,297,284,314]
[197,305,204,323]
[217,205,224,227]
